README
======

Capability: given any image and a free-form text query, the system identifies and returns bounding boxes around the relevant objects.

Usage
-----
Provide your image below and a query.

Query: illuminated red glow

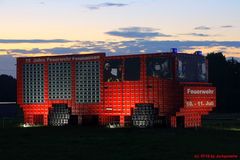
[17,52,216,127]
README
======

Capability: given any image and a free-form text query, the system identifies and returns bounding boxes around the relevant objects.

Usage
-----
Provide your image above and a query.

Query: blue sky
[0,0,240,76]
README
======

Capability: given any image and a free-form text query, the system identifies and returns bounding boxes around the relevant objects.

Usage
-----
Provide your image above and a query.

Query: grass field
[0,127,240,160]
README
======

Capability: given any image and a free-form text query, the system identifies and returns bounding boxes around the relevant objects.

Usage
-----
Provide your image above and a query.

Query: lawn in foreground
[0,127,239,160]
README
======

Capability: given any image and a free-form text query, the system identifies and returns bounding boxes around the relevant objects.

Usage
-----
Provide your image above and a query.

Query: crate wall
[17,53,216,127]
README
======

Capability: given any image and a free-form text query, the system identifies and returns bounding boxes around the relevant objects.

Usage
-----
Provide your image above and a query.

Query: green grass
[0,127,240,160]
[202,119,240,130]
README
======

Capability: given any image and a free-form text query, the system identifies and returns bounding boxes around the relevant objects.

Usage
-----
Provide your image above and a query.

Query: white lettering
[33,58,46,63]
[24,55,100,64]
[46,57,71,62]
[187,89,214,95]
[72,56,100,61]
[25,59,31,63]
[206,101,214,106]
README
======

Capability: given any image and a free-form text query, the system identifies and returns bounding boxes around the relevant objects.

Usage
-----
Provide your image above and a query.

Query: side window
[124,58,140,81]
[146,57,172,79]
[197,59,207,82]
[177,55,207,82]
[104,60,123,82]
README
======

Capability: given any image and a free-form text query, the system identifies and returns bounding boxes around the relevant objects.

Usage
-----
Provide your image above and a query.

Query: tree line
[0,74,16,102]
[0,52,239,112]
[207,52,240,112]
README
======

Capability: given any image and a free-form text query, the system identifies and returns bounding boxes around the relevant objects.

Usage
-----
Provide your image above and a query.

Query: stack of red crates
[17,52,216,127]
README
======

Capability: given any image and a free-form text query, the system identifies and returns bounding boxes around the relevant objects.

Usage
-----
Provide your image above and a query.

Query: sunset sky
[0,0,240,77]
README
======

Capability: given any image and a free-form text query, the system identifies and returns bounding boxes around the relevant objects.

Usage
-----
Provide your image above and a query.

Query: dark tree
[0,74,16,102]
[207,52,240,112]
